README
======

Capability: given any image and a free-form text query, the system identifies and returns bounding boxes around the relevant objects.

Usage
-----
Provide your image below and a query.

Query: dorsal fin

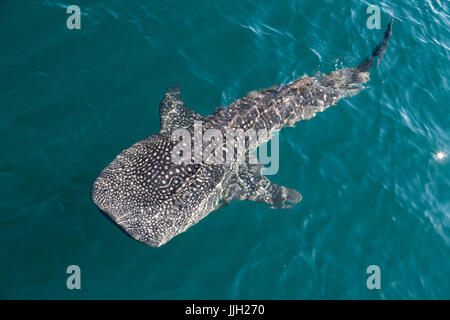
[159,87,203,135]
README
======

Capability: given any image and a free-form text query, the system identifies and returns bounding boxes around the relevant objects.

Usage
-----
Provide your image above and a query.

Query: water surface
[0,0,449,299]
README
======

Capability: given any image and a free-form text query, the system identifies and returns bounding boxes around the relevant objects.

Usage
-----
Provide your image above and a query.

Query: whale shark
[91,18,393,247]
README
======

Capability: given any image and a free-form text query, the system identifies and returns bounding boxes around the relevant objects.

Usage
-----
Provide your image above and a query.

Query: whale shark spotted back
[91,18,393,247]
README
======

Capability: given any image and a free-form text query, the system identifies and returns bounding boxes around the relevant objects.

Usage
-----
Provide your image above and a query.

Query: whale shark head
[91,132,223,247]
[91,135,191,247]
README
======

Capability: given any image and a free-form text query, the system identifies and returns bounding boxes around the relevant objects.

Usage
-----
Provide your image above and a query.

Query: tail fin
[316,16,393,91]
[357,16,393,72]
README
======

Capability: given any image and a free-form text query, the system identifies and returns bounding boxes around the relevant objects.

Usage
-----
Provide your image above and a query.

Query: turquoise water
[1,0,449,299]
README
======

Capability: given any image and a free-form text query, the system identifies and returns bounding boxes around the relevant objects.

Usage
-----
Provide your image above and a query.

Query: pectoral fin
[223,164,302,209]
[159,87,203,135]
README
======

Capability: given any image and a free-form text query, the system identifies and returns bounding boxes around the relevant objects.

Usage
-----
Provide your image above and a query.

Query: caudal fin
[357,16,394,72]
